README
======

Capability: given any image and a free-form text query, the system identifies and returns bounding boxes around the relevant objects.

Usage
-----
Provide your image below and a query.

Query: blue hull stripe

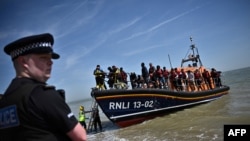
[110,97,220,120]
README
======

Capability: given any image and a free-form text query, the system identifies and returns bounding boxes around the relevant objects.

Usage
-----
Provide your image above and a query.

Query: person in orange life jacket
[93,65,106,89]
[120,67,128,84]
[148,63,155,81]
[174,68,183,91]
[0,33,86,141]
[202,69,213,89]
[169,68,178,90]
[155,65,165,88]
[194,69,203,91]
[180,68,188,85]
[162,67,169,87]
[175,68,182,90]
[176,69,187,91]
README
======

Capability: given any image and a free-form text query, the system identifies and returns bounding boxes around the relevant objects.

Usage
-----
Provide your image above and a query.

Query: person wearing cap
[0,33,86,141]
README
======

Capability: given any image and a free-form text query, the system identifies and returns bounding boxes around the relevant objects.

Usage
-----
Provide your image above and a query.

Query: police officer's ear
[15,55,29,69]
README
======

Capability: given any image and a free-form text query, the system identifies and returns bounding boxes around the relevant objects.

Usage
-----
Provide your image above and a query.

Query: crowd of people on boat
[93,65,128,90]
[93,63,223,92]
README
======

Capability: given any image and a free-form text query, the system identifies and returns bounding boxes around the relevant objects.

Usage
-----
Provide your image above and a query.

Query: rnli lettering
[0,105,20,129]
[109,102,130,110]
[109,100,154,110]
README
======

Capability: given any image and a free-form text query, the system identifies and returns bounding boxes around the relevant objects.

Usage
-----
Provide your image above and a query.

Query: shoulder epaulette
[43,85,56,90]
[57,89,65,100]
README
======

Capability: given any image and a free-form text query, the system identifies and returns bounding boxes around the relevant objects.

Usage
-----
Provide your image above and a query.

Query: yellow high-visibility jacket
[79,111,85,122]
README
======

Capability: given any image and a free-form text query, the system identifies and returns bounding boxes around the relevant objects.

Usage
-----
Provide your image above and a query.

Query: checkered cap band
[10,42,52,59]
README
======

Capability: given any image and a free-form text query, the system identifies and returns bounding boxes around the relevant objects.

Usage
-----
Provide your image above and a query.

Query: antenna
[190,36,195,56]
[181,36,203,67]
[190,36,193,44]
[168,54,173,69]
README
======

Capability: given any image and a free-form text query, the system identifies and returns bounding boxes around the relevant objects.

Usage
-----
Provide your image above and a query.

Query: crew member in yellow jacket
[79,106,86,129]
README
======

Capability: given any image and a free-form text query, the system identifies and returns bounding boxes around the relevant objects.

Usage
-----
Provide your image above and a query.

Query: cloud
[109,17,142,34]
[122,43,169,56]
[47,1,103,39]
[64,38,107,69]
[118,6,201,43]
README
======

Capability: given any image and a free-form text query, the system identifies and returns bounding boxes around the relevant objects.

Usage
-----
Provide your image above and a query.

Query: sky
[0,0,249,102]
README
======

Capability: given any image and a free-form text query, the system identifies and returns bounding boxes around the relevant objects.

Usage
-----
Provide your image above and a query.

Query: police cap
[4,33,60,60]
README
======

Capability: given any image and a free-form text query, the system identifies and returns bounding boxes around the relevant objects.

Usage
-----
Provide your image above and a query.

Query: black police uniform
[0,77,78,141]
[0,33,79,140]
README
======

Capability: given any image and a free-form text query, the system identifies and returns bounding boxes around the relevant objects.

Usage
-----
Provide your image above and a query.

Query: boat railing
[126,75,223,92]
[94,71,224,92]
[113,82,129,89]
[166,78,211,92]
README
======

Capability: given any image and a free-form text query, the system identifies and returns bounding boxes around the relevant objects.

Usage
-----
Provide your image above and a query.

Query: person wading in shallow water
[93,107,103,132]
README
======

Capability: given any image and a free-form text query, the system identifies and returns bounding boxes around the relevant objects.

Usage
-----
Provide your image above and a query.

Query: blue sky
[1,0,249,102]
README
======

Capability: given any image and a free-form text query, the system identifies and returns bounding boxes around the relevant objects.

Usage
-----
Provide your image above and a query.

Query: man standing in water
[0,33,86,141]
[93,107,103,132]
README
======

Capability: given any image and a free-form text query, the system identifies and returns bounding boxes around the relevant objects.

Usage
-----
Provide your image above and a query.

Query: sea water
[68,67,250,141]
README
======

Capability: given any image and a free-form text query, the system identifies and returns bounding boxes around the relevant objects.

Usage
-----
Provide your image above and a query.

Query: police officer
[0,33,86,141]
